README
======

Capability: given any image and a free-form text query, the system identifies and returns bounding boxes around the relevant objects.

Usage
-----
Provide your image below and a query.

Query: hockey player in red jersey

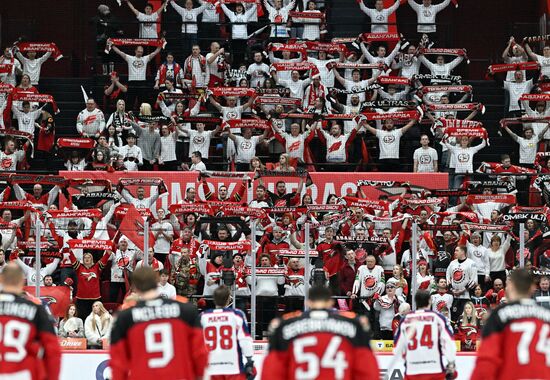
[200,285,255,380]
[0,262,61,380]
[471,268,550,380]
[110,267,208,380]
[262,285,379,380]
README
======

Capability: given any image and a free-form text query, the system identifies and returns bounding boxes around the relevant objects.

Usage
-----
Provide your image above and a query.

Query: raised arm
[126,0,140,16]
[433,0,451,12]
[407,0,420,11]
[502,37,514,61]
[504,125,519,142]
[360,43,376,63]
[108,41,127,61]
[523,41,539,62]
[208,94,223,112]
[332,67,346,86]
[401,119,416,134]
[447,56,464,71]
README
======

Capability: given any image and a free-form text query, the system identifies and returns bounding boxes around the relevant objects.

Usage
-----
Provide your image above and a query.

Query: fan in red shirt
[471,269,550,380]
[0,263,61,380]
[110,267,208,380]
[68,250,111,318]
[263,285,379,380]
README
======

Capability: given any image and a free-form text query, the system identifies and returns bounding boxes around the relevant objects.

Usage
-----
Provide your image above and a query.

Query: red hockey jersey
[262,309,379,380]
[0,291,61,380]
[110,297,208,380]
[471,299,550,380]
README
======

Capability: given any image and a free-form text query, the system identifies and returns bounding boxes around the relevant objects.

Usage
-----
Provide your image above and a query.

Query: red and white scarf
[184,55,207,80]
[17,42,63,61]
[361,33,400,43]
[466,194,516,205]
[11,92,59,113]
[158,62,181,85]
[519,93,550,102]
[105,38,165,53]
[210,87,256,97]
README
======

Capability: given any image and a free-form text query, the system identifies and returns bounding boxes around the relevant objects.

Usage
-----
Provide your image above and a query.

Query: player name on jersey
[496,303,550,322]
[131,303,181,322]
[0,294,37,319]
[282,311,357,340]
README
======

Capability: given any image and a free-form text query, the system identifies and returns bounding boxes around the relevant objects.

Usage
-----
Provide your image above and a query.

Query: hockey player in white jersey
[392,290,457,380]
[200,285,255,380]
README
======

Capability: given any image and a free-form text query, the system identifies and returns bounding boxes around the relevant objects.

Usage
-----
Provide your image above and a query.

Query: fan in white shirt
[271,122,314,163]
[521,99,550,139]
[502,37,528,81]
[125,0,167,39]
[226,127,268,169]
[361,41,401,76]
[316,121,362,163]
[0,138,27,172]
[118,134,143,170]
[419,53,464,84]
[206,42,226,86]
[364,117,416,170]
[307,50,342,87]
[76,99,106,138]
[180,122,221,160]
[358,0,400,33]
[187,150,208,172]
[11,101,43,136]
[108,42,162,82]
[152,209,174,258]
[170,0,208,35]
[14,49,51,86]
[0,48,22,86]
[291,4,322,41]
[501,70,534,113]
[408,0,451,34]
[503,123,549,165]
[443,135,487,174]
[413,134,439,172]
[268,49,304,83]
[157,270,176,299]
[263,0,297,38]
[333,67,379,105]
[247,52,271,88]
[393,45,422,79]
[120,183,161,210]
[272,69,311,104]
[525,42,550,78]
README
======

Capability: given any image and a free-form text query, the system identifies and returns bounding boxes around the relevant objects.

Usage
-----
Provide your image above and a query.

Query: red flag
[117,204,153,251]
[24,286,70,318]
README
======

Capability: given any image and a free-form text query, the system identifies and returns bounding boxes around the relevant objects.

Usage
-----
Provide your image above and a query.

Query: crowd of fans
[0,0,550,346]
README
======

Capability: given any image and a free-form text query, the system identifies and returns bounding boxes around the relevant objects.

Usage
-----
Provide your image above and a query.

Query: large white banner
[61,351,476,380]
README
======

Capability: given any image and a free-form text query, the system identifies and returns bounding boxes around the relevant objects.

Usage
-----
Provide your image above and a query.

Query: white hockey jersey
[353,264,385,297]
[393,309,456,376]
[200,308,254,375]
[446,258,477,299]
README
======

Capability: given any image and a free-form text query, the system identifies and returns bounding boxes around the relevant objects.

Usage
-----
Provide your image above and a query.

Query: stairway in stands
[34,77,92,172]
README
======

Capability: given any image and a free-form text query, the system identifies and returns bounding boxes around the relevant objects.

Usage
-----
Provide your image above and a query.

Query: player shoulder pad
[282,310,303,320]
[337,310,357,319]
[175,295,189,304]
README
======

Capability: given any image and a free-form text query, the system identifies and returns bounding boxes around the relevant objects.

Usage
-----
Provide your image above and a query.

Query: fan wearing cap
[373,281,403,339]
[414,258,435,294]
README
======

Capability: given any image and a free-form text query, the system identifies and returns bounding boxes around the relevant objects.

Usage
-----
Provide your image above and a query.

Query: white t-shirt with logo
[137,12,159,39]
[444,140,486,173]
[536,54,550,77]
[514,135,540,164]
[0,150,25,171]
[187,130,213,159]
[124,54,152,81]
[222,105,244,132]
[234,135,261,163]
[246,62,270,87]
[503,79,533,112]
[376,128,403,159]
[413,147,438,172]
